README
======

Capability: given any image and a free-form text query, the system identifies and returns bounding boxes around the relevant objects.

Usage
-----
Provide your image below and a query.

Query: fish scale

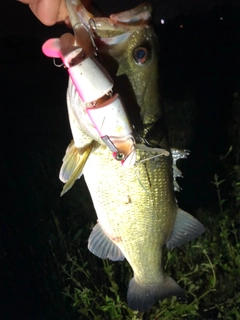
[83,146,177,277]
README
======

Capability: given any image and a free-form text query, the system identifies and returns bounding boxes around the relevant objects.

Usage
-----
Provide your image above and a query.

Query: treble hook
[53,58,64,68]
[75,21,99,58]
[65,0,98,57]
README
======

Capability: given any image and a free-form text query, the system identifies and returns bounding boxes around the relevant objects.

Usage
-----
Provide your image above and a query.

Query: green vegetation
[35,139,240,319]
[21,91,239,319]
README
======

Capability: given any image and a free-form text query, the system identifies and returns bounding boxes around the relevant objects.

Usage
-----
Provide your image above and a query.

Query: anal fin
[166,208,205,249]
[88,223,125,261]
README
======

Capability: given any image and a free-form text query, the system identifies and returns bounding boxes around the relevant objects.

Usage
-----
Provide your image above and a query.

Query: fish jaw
[115,27,162,129]
[109,2,152,24]
[91,4,163,139]
[95,28,163,142]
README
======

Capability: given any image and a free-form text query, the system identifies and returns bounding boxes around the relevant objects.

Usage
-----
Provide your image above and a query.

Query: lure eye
[115,152,125,161]
[133,47,149,65]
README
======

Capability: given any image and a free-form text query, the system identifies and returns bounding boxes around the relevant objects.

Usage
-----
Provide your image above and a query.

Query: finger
[19,0,92,26]
[18,0,36,3]
[29,0,66,26]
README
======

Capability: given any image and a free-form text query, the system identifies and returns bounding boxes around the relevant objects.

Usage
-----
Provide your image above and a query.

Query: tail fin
[127,276,185,312]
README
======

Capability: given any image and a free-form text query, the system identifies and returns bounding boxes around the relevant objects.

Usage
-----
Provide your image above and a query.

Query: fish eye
[133,47,149,65]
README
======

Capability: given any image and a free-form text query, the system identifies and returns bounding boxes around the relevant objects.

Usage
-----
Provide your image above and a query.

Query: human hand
[18,0,91,26]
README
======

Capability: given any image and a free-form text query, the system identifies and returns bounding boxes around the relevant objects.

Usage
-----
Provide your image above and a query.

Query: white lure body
[87,94,136,165]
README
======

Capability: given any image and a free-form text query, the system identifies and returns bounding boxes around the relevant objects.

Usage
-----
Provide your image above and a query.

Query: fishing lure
[42,3,137,166]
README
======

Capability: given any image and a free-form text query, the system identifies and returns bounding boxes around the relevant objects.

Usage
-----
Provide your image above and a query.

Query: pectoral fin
[59,141,94,196]
[88,223,125,261]
[166,208,205,249]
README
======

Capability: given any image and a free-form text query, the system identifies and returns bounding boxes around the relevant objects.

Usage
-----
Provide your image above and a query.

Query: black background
[1,0,240,319]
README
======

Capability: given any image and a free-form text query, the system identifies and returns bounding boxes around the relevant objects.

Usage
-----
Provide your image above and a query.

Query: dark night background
[1,0,240,319]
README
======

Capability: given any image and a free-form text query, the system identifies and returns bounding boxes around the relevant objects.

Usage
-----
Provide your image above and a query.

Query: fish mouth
[68,1,153,45]
[94,2,152,29]
[68,1,165,146]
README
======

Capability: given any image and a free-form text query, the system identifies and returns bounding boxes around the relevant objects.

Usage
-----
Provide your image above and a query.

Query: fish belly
[83,145,177,281]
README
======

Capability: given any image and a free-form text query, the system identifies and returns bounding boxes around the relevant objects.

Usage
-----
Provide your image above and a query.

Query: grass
[3,77,240,320]
[3,98,239,319]
[33,85,240,318]
[36,156,240,319]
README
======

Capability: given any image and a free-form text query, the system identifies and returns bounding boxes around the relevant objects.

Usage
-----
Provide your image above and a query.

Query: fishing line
[133,162,150,193]
[136,153,167,163]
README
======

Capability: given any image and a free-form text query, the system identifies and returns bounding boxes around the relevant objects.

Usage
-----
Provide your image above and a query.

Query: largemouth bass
[44,0,205,312]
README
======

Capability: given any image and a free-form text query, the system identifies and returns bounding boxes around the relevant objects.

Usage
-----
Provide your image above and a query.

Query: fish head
[42,2,166,148]
[91,2,165,146]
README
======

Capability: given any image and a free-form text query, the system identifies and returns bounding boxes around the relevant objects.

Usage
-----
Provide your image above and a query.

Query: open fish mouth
[64,1,163,141]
